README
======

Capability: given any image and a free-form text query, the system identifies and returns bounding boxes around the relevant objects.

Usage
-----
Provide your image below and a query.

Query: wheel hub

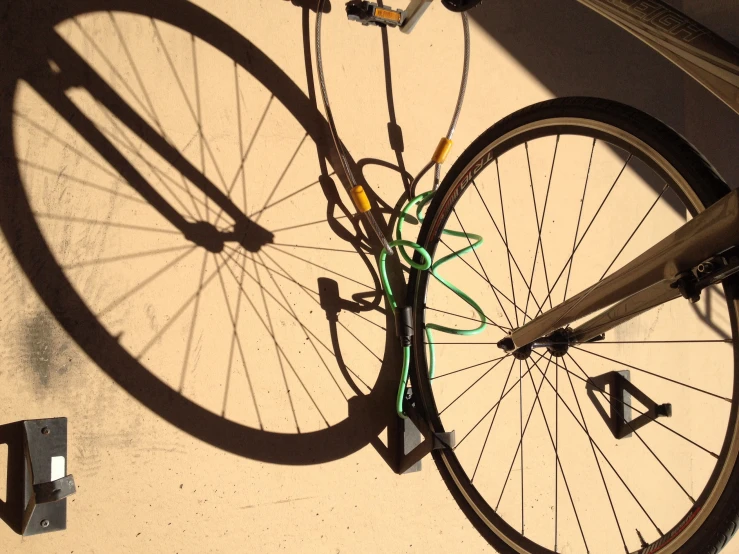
[543,328,570,358]
[183,220,224,253]
[182,218,275,254]
[497,327,574,359]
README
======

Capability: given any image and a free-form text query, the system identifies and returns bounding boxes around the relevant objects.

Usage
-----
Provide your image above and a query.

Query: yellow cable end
[350,185,372,213]
[432,137,453,164]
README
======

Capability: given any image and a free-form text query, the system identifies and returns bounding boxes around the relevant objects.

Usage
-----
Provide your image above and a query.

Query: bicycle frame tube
[503,1,739,348]
[576,0,739,115]
[508,189,739,349]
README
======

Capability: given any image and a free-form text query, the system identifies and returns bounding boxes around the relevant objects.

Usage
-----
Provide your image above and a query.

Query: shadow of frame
[469,0,739,191]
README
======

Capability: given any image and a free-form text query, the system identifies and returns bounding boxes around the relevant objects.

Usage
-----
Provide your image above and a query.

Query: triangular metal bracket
[587,371,671,440]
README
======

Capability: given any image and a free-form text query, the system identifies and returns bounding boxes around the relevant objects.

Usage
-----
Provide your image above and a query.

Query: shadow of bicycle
[0,0,415,487]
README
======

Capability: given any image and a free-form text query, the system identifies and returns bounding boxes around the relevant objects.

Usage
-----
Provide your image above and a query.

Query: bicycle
[315,0,739,552]
[2,0,739,552]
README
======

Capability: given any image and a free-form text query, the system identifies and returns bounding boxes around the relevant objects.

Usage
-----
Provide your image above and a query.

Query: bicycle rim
[410,98,739,554]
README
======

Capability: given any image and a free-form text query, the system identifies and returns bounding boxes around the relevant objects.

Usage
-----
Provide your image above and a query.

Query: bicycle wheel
[1,0,393,464]
[408,97,739,553]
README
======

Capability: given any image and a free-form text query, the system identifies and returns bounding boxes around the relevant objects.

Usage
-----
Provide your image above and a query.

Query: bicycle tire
[408,97,739,553]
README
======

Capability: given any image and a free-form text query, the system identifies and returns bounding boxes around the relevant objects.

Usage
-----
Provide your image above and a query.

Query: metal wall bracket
[0,418,77,536]
[396,388,455,475]
[587,371,672,440]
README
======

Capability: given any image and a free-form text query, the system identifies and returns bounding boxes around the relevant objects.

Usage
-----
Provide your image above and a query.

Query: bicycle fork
[500,188,739,355]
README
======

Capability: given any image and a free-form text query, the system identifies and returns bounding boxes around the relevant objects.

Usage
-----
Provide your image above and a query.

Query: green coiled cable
[379,190,488,418]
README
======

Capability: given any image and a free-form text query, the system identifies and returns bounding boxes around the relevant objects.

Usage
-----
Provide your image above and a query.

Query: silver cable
[433,12,470,190]
[410,160,435,198]
[433,162,442,189]
[316,3,470,205]
[316,0,395,254]
[446,12,471,141]
[315,0,358,190]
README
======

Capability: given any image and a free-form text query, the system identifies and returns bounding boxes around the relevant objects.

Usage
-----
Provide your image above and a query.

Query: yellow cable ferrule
[350,185,372,213]
[432,137,453,164]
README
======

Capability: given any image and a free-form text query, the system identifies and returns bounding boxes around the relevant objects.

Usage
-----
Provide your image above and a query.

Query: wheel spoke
[229,251,264,422]
[257,251,348,400]
[251,252,301,431]
[149,18,206,219]
[222,247,344,358]
[533,154,633,318]
[252,245,387,333]
[494,356,552,510]
[97,105,200,221]
[250,134,309,224]
[453,209,514,328]
[530,351,664,537]
[590,339,732,344]
[471,357,519,481]
[454,359,537,450]
[472,177,521,325]
[15,112,148,189]
[562,358,630,552]
[267,244,374,290]
[231,88,275,217]
[440,355,512,415]
[519,359,524,534]
[523,357,588,552]
[554,357,559,551]
[269,215,350,233]
[134,249,226,359]
[599,184,667,280]
[573,346,732,402]
[521,138,558,318]
[437,237,520,327]
[565,353,718,458]
[19,159,148,204]
[179,251,209,393]
[426,306,504,329]
[92,116,212,215]
[74,18,159,126]
[251,253,333,427]
[565,353,696,503]
[107,12,206,219]
[193,36,207,217]
[544,182,669,337]
[249,175,326,220]
[109,14,165,141]
[33,212,183,235]
[563,138,595,303]
[63,244,192,269]
[98,246,198,317]
[248,247,384,371]
[235,64,248,215]
[432,355,510,380]
[449,181,544,319]
[270,242,355,254]
[214,249,264,426]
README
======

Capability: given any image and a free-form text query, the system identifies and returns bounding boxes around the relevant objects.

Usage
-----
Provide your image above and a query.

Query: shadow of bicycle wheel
[0,0,408,469]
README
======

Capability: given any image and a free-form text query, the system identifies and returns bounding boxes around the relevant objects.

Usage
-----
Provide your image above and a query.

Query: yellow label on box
[375,8,401,23]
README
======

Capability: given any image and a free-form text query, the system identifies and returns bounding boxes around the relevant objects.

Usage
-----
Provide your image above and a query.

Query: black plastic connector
[395,306,414,346]
[441,0,484,12]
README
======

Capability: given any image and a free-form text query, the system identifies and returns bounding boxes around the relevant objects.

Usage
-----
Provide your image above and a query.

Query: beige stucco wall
[1,0,738,553]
